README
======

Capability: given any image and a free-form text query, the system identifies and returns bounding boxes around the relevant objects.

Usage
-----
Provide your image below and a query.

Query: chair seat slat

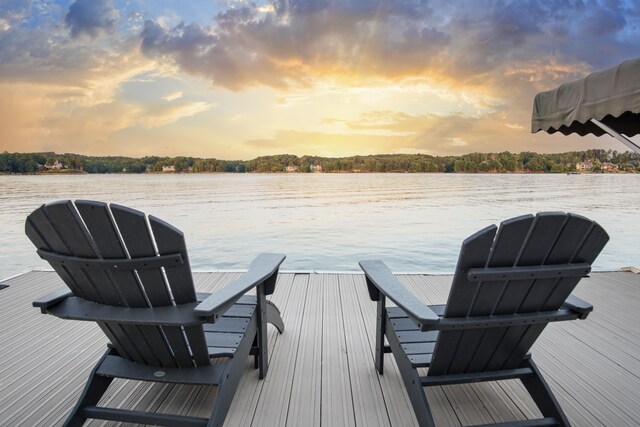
[401,342,435,355]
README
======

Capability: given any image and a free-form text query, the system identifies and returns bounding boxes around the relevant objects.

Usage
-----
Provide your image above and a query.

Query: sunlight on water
[1,173,638,279]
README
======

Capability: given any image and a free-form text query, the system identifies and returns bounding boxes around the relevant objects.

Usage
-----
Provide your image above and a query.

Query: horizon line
[2,148,633,162]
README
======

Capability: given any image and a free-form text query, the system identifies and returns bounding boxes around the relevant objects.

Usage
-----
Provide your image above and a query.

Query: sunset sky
[1,0,639,159]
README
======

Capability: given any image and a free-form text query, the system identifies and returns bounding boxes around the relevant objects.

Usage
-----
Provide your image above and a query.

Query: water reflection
[1,173,638,278]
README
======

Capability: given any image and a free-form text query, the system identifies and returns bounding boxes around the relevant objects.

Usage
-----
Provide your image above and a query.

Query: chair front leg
[520,358,570,426]
[256,282,269,379]
[375,295,386,375]
[64,349,114,427]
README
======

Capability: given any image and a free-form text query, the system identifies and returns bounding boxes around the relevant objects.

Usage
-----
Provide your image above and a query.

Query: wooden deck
[1,270,639,426]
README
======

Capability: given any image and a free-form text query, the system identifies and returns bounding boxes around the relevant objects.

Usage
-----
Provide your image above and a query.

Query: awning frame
[590,119,640,153]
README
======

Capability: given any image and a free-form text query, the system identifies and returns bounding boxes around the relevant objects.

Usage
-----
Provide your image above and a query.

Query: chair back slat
[26,209,85,298]
[429,212,608,376]
[428,224,496,374]
[435,214,534,374]
[471,216,537,373]
[26,200,211,368]
[149,215,210,366]
[75,201,149,305]
[25,201,148,363]
[483,213,570,372]
[75,201,180,367]
[493,213,568,315]
[443,224,498,315]
[149,216,198,303]
[109,205,174,305]
[109,204,204,367]
[465,215,535,315]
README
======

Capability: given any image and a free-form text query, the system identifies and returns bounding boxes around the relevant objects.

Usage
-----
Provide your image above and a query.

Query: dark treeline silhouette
[1,149,638,174]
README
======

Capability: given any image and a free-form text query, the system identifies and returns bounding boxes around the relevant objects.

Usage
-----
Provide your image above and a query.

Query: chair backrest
[25,200,210,368]
[428,212,609,376]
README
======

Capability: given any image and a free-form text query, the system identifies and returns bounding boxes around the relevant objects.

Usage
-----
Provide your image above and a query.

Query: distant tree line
[1,149,638,174]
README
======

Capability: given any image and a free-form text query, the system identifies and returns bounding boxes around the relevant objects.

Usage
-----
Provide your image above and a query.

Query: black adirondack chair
[26,200,286,427]
[360,212,609,427]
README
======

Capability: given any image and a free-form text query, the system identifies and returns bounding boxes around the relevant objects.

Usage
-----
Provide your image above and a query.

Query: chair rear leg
[208,321,257,427]
[64,351,114,427]
[520,358,570,426]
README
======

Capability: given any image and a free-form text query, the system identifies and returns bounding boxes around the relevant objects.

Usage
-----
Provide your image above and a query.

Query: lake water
[1,173,638,279]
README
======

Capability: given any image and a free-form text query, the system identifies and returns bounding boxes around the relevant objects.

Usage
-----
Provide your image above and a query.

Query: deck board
[0,270,639,426]
[321,274,355,426]
[286,273,323,427]
[248,273,307,427]
[350,274,419,426]
[340,274,392,427]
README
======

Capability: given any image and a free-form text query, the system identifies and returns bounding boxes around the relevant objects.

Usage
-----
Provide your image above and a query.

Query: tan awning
[531,57,640,138]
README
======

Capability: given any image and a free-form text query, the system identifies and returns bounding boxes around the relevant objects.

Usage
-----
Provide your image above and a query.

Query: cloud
[0,24,154,107]
[137,0,640,96]
[65,0,120,39]
[139,1,450,90]
[299,109,622,156]
[244,129,405,157]
[140,101,212,128]
[0,0,33,25]
[0,77,212,155]
[162,90,183,101]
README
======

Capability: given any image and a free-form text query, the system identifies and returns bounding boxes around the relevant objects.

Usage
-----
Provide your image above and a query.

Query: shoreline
[0,169,640,176]
[1,170,635,176]
[3,150,638,174]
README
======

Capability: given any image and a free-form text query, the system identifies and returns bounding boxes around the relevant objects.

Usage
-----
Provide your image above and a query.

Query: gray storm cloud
[65,0,119,38]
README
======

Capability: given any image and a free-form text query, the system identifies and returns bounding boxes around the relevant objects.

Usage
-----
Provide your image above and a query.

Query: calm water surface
[1,173,638,279]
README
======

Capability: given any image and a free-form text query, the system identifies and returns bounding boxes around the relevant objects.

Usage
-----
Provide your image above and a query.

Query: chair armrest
[194,253,285,320]
[33,289,73,311]
[43,297,206,326]
[564,294,593,319]
[359,260,439,328]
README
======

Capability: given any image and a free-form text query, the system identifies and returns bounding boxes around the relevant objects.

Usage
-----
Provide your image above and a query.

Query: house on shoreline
[576,160,593,171]
[576,160,620,172]
[45,160,64,170]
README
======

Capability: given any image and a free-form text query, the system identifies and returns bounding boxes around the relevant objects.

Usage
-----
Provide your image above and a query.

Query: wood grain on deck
[0,270,639,426]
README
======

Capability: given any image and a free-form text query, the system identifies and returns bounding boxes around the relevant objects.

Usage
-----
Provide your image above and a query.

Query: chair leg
[520,358,570,426]
[254,299,284,372]
[385,317,436,427]
[266,300,285,333]
[253,335,259,369]
[64,350,114,427]
[208,319,257,427]
[256,283,269,379]
[375,297,387,375]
